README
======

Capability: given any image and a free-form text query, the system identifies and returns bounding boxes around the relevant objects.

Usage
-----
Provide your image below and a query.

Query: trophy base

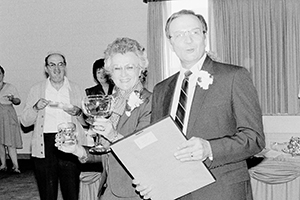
[89,145,110,155]
[86,117,95,125]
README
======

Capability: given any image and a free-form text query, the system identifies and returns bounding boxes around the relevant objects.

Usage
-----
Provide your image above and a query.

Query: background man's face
[45,54,66,84]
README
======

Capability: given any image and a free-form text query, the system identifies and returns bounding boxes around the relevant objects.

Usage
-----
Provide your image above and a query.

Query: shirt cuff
[207,141,213,161]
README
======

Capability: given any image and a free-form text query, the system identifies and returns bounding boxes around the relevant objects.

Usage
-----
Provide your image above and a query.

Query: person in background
[0,65,22,173]
[135,9,265,200]
[78,58,114,200]
[85,58,114,96]
[55,37,151,200]
[20,52,87,200]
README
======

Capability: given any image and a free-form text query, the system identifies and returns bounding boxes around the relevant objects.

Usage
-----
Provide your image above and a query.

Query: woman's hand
[4,94,14,101]
[1,94,18,105]
[8,95,21,105]
[132,179,153,199]
[91,118,115,141]
[86,128,111,149]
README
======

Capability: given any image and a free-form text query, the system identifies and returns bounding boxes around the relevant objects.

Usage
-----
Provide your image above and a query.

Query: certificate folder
[111,116,215,200]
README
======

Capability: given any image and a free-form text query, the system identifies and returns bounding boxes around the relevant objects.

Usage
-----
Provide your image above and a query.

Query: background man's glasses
[47,62,66,69]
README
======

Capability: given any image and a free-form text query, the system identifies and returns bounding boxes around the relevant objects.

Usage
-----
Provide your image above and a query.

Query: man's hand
[55,132,86,159]
[63,105,82,116]
[174,137,212,162]
[55,132,77,154]
[33,98,49,111]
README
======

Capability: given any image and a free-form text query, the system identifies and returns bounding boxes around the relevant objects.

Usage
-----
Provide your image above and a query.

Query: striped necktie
[175,70,192,131]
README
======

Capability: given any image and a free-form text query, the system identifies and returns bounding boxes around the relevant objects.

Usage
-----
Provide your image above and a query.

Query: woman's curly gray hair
[103,37,149,75]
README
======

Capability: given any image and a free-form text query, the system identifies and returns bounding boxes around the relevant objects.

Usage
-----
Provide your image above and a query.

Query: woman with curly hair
[56,37,151,200]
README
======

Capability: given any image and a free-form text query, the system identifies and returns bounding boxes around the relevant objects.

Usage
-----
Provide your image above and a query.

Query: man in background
[21,52,86,200]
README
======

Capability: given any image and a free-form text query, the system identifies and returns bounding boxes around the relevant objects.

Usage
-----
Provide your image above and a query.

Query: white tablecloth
[249,152,300,200]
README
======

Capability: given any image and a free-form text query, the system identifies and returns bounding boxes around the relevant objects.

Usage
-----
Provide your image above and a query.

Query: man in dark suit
[136,9,265,200]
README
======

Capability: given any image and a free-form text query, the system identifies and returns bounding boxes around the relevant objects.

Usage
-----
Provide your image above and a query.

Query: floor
[0,155,263,200]
[0,159,63,200]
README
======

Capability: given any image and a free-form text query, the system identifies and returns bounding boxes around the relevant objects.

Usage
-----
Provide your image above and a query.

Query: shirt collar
[46,76,71,90]
[180,53,207,77]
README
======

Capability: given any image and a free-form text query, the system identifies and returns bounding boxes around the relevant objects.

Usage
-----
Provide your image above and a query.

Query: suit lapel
[162,73,178,116]
[186,56,215,138]
[116,113,128,130]
[116,89,151,130]
[186,85,208,138]
[152,72,178,121]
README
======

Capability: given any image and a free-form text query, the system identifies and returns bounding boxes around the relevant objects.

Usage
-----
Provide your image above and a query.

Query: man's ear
[168,39,175,52]
[44,66,49,78]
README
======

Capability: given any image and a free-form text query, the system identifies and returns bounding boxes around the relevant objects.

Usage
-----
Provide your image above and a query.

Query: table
[249,153,300,200]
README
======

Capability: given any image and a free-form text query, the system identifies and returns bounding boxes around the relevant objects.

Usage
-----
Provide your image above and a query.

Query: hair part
[165,9,208,39]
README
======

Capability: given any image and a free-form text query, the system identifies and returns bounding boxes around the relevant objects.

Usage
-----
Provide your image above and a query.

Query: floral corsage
[197,70,213,90]
[125,90,144,117]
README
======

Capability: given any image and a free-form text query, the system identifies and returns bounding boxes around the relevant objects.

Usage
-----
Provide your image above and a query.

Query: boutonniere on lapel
[197,70,213,90]
[125,90,144,117]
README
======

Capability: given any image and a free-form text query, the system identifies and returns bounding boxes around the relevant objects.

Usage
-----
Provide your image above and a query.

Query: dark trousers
[32,133,80,200]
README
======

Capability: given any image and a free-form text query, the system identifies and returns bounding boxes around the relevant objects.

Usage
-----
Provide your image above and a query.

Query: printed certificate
[111,116,215,200]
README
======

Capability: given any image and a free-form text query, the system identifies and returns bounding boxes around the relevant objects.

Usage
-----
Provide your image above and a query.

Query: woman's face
[109,52,141,91]
[96,68,107,84]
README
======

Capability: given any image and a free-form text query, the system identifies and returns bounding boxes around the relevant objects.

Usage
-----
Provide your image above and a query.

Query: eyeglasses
[170,28,205,41]
[47,62,66,69]
[112,64,139,73]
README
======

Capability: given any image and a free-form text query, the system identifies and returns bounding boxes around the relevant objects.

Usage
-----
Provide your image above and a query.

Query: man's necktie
[175,70,192,131]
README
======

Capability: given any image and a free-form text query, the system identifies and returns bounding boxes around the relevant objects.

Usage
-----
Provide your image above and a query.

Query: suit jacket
[85,84,114,96]
[151,56,265,200]
[85,89,152,199]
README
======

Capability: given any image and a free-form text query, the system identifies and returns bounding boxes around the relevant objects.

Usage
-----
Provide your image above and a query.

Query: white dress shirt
[171,54,207,135]
[43,77,72,133]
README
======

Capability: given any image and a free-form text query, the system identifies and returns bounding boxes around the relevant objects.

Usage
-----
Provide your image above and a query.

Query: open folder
[111,116,215,200]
